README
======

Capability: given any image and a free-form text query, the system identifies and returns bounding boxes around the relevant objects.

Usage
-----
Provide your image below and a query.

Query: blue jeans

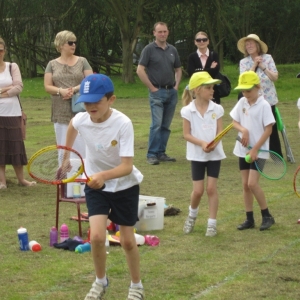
[147,88,178,158]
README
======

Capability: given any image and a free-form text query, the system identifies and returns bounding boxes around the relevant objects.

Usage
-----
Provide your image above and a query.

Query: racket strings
[29,148,83,183]
[255,153,286,179]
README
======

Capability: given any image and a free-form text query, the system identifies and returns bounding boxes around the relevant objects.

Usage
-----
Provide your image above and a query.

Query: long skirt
[0,116,28,165]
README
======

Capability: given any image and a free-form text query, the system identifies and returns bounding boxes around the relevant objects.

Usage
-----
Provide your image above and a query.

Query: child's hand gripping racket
[236,136,286,180]
[206,122,233,149]
[27,145,105,189]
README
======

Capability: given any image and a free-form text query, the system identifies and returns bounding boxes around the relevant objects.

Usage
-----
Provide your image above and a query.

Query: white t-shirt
[230,95,275,158]
[0,63,21,116]
[180,100,226,161]
[297,98,300,109]
[72,109,143,192]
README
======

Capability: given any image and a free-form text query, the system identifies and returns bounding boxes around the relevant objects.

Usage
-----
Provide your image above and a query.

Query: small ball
[245,154,252,163]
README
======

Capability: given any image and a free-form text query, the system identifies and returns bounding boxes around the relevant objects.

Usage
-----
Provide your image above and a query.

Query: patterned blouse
[45,57,92,124]
[239,54,278,106]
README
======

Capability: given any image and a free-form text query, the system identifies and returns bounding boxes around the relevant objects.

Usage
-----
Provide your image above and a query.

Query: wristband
[57,88,61,96]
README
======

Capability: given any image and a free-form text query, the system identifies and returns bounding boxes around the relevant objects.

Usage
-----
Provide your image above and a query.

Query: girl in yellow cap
[230,71,275,231]
[181,71,226,237]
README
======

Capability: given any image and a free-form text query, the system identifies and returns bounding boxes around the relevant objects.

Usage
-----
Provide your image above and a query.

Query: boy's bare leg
[119,225,140,283]
[89,215,108,279]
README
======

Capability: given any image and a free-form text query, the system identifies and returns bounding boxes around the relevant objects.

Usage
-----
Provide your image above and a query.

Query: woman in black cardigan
[187,31,221,104]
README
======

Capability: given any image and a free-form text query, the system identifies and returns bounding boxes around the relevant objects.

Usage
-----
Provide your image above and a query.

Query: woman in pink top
[0,37,36,189]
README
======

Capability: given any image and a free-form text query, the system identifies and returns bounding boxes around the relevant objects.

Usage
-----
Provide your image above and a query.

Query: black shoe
[260,216,275,231]
[147,157,159,165]
[158,153,176,162]
[237,220,255,230]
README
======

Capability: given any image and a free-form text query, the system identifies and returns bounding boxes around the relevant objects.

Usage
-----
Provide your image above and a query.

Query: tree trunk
[121,37,135,83]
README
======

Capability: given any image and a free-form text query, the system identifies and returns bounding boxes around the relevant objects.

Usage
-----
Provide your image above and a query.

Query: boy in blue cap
[65,74,145,299]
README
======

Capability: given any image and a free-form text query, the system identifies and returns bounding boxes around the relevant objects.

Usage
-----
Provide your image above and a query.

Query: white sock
[130,280,143,289]
[208,218,217,227]
[189,206,199,218]
[96,276,108,287]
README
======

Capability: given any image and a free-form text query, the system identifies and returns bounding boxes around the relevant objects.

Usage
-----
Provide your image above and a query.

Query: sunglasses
[195,38,208,43]
[67,41,77,46]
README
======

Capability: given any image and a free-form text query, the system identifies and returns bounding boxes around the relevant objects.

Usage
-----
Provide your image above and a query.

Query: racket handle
[86,176,105,190]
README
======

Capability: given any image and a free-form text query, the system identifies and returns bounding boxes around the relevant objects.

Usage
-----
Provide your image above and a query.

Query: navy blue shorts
[191,160,221,181]
[239,157,258,171]
[84,184,140,226]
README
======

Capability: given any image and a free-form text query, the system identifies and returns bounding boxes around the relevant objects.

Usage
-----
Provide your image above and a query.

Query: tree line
[0,0,299,82]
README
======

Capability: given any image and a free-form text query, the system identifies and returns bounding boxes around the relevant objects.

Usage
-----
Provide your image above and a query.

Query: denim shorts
[84,184,140,226]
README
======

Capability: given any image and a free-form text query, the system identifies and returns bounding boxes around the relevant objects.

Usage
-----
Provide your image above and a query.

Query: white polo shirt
[180,100,226,161]
[72,109,143,192]
[230,96,275,158]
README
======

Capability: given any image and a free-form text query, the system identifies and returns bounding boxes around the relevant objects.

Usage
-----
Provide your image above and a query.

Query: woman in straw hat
[237,34,282,157]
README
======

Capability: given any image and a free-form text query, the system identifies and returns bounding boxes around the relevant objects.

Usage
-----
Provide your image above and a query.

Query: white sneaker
[183,216,196,234]
[205,225,217,237]
[85,281,108,300]
[128,287,145,299]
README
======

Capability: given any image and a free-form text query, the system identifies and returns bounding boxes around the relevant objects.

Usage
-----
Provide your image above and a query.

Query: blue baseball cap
[75,74,114,104]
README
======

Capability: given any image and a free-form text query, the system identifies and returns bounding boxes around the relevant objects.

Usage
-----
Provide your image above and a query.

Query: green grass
[22,63,300,101]
[1,64,300,299]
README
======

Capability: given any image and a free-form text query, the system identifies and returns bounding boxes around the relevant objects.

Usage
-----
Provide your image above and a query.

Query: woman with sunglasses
[0,37,36,189]
[187,31,221,104]
[44,30,93,158]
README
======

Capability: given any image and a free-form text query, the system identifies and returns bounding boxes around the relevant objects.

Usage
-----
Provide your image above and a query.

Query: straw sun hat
[237,34,268,55]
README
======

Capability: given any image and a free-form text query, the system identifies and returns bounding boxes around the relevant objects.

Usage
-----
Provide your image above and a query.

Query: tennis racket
[293,166,300,197]
[206,122,233,149]
[28,145,105,188]
[236,136,286,180]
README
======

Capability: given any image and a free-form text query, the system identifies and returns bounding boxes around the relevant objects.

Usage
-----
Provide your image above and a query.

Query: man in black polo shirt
[137,21,182,165]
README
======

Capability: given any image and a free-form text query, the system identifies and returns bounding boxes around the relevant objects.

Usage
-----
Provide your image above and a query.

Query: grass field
[1,65,300,299]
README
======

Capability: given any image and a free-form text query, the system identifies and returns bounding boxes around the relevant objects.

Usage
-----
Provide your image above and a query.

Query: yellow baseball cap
[234,71,260,91]
[188,71,221,90]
